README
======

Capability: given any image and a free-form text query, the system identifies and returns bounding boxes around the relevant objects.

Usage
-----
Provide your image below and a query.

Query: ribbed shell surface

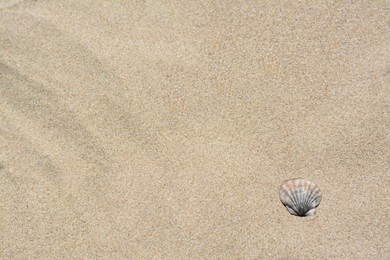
[279,178,322,217]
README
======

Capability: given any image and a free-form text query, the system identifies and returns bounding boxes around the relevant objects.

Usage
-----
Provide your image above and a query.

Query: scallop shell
[279,178,322,217]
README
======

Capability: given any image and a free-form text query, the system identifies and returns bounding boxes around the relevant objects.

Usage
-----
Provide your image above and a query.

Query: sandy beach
[1,1,389,258]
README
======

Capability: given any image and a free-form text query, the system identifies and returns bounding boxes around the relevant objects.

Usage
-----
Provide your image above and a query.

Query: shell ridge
[304,181,313,210]
[290,185,301,215]
[294,179,306,215]
[302,185,311,214]
[285,181,300,215]
[305,186,317,205]
[297,180,303,211]
[287,190,300,215]
[306,191,317,208]
[308,188,321,207]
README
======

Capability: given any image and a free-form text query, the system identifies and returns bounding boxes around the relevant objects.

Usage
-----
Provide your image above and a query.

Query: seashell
[279,178,322,217]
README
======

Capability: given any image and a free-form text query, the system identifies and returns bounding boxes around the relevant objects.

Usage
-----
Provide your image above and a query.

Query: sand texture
[1,1,389,259]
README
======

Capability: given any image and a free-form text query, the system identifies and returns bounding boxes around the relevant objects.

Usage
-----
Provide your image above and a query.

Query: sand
[0,0,389,258]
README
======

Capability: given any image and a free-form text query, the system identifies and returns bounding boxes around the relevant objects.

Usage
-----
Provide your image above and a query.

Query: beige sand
[0,1,389,258]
